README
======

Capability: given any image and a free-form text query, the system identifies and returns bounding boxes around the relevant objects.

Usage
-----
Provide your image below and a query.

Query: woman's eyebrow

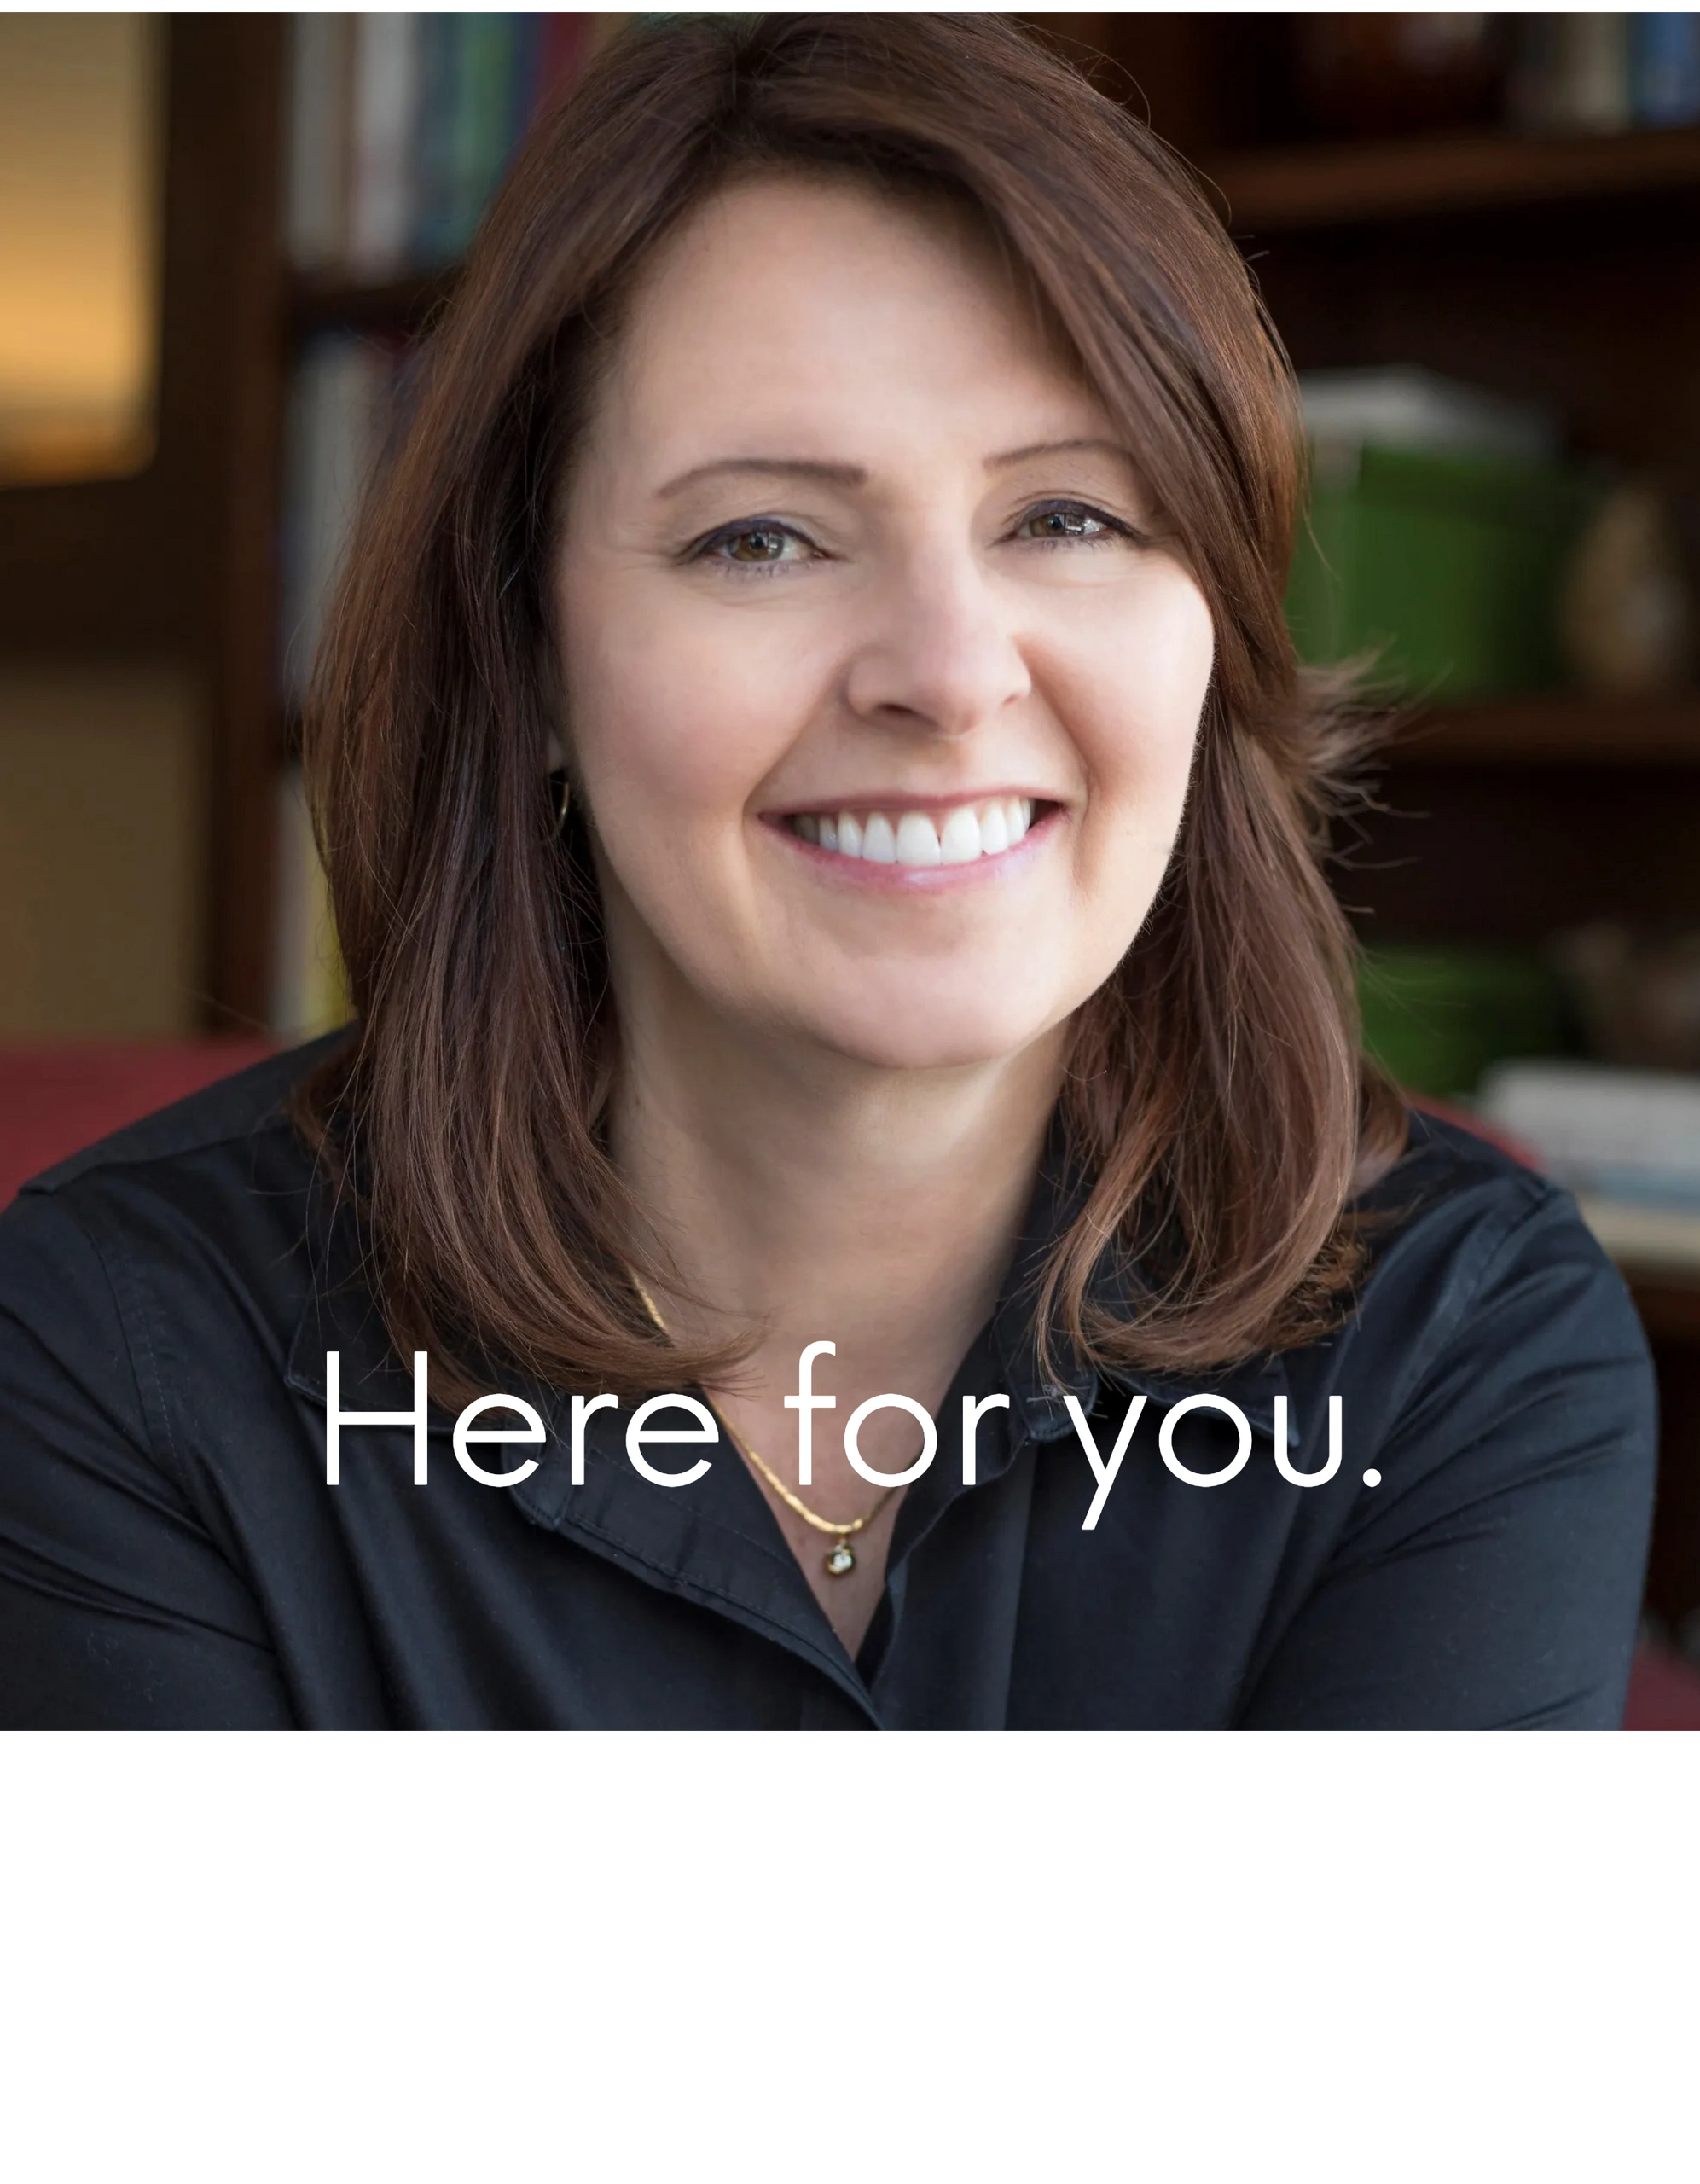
[653,440,1137,501]
[986,435,1138,472]
[655,456,867,499]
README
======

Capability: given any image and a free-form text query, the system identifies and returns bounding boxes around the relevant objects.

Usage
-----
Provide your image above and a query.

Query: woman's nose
[841,550,1031,739]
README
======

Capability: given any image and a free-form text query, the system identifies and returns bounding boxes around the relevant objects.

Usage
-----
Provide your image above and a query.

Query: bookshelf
[17,15,1695,1054]
[1210,154,1700,975]
[1111,9,1700,1635]
[14,15,1700,1026]
[260,15,1700,1005]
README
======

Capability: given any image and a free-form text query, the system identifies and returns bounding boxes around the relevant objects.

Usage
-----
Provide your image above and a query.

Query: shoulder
[1338,1104,1655,1458]
[1233,1108,1656,1727]
[0,1031,352,1397]
[0,1031,357,1493]
[1355,1102,1610,1295]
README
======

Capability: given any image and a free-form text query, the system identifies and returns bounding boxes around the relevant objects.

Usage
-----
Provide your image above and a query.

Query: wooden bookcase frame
[0,16,288,1034]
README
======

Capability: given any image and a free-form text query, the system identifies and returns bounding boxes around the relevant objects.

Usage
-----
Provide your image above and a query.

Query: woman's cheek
[577,593,821,814]
[1063,670,1203,926]
[1045,562,1212,722]
[1118,573,1214,703]
[1099,605,1211,814]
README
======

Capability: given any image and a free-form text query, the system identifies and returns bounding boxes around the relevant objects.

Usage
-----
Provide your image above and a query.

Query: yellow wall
[0,666,204,1037]
[0,15,164,482]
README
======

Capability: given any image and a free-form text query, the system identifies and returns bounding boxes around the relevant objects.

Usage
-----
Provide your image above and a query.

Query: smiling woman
[554,174,1214,1086]
[0,15,1657,1725]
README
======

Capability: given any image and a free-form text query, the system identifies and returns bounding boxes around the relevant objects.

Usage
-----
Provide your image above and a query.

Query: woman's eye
[1014,501,1130,546]
[698,522,815,568]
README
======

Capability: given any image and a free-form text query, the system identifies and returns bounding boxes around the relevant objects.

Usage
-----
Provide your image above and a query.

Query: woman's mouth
[781,796,1044,868]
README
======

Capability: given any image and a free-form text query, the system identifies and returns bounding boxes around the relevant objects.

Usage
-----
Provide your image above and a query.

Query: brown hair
[295,12,1408,1408]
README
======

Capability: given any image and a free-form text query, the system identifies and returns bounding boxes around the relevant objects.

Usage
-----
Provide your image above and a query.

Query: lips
[786,796,1036,867]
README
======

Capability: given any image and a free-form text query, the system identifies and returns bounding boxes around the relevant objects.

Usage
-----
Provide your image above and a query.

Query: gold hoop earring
[551,770,572,833]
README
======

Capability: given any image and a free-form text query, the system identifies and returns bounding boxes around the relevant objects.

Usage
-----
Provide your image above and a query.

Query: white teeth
[862,812,898,864]
[895,812,943,867]
[938,806,982,864]
[789,798,1040,865]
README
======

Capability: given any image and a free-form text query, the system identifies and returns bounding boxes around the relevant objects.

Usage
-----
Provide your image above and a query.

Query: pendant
[824,1541,856,1577]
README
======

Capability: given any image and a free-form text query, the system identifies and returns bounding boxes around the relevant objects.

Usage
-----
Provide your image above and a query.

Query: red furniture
[1623,1638,1700,1730]
[0,1040,276,1208]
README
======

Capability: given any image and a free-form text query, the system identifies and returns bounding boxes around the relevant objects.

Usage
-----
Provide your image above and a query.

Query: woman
[0,15,1656,1727]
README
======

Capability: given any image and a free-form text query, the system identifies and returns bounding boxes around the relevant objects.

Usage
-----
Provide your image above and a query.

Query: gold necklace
[631,1276,899,1578]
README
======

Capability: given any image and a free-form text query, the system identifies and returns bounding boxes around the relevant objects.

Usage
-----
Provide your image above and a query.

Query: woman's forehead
[589,171,1106,473]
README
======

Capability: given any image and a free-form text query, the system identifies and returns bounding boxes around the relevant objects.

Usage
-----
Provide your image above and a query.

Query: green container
[1358,945,1574,1099]
[1286,443,1599,700]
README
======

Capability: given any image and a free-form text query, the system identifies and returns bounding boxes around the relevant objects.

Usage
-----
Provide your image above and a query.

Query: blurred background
[6,10,1700,1713]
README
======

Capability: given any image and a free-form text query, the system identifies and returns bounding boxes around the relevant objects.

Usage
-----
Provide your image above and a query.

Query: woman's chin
[787,987,1071,1075]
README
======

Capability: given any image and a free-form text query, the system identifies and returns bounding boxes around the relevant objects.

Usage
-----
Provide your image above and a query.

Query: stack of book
[1477,1060,1700,1275]
[1510,15,1700,132]
[285,13,602,278]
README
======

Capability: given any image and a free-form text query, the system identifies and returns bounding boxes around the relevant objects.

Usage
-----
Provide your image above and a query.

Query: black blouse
[0,1034,1658,1728]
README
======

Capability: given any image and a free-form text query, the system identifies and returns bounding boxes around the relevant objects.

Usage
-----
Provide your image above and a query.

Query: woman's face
[554,175,1216,1074]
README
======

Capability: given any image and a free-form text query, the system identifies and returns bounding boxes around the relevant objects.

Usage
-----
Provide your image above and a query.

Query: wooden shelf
[1206,124,1700,231]
[287,264,460,338]
[1631,1278,1700,1344]
[287,132,1700,317]
[1390,692,1700,767]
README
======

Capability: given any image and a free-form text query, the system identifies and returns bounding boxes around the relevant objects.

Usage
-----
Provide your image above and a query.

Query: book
[284,13,354,271]
[1509,14,1700,135]
[278,334,400,706]
[410,12,465,269]
[446,13,522,261]
[288,12,597,277]
[1564,14,1634,131]
[1476,1059,1700,1199]
[1475,1057,1700,1277]
[346,12,422,277]
[1508,14,1633,134]
[1574,1193,1700,1277]
[537,12,596,119]
[1631,14,1700,127]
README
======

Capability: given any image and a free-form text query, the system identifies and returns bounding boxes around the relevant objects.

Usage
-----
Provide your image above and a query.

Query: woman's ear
[537,628,570,779]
